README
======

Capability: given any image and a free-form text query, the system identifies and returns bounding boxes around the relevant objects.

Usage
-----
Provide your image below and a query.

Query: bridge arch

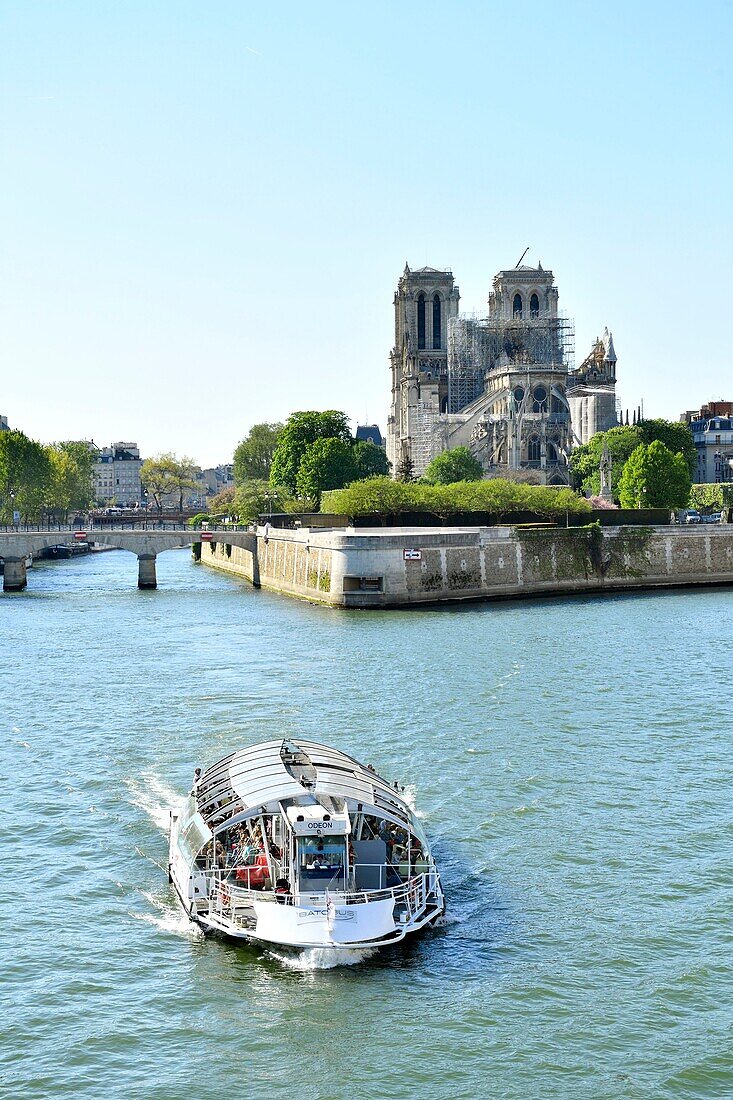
[0,527,257,592]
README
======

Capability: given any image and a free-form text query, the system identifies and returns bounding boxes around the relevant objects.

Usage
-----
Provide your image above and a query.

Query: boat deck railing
[203,866,439,923]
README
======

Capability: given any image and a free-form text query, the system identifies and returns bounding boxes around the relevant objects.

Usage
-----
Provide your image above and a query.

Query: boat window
[297,837,347,887]
[178,814,212,863]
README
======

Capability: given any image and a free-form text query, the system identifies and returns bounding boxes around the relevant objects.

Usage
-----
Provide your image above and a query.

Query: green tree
[569,425,643,497]
[45,446,77,520]
[617,441,692,509]
[322,477,592,521]
[395,452,415,482]
[352,440,390,479]
[0,429,52,522]
[638,419,696,477]
[209,486,236,514]
[321,476,420,521]
[233,422,283,483]
[270,411,352,492]
[688,483,733,513]
[233,480,289,523]
[296,438,358,504]
[423,446,483,485]
[49,442,94,514]
[141,453,199,514]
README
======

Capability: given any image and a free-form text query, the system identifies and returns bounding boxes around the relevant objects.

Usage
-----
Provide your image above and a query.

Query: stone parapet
[199,524,733,608]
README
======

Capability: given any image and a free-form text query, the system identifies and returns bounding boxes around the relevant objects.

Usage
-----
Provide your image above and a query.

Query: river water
[2,548,732,1099]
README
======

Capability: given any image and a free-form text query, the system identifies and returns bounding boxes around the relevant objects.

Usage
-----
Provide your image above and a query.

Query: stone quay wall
[198,525,733,608]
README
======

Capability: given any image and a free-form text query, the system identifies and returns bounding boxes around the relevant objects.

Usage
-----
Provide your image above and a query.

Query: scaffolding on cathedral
[447,312,575,414]
[413,401,441,475]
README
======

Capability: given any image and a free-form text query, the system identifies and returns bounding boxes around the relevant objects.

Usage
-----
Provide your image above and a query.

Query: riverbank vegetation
[0,430,95,523]
[570,420,695,504]
[322,477,592,521]
[227,413,391,519]
[617,441,692,509]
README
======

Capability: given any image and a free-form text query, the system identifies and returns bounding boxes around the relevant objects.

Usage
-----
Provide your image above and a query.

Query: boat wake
[130,889,203,940]
[124,773,183,835]
[401,784,425,819]
[265,946,379,971]
[434,910,463,927]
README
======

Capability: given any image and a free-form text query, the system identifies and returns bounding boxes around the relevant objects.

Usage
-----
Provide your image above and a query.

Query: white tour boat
[168,738,445,950]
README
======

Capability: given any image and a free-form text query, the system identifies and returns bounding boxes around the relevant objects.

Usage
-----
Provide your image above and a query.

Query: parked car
[702,512,723,523]
[685,509,701,524]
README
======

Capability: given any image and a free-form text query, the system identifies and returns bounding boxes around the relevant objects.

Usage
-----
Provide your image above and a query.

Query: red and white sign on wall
[403,548,422,561]
[74,531,87,540]
[201,532,213,541]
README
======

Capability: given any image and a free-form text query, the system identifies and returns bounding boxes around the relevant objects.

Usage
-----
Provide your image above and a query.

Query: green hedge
[321,477,592,519]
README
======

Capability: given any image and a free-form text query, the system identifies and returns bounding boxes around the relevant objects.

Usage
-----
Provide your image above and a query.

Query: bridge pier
[137,553,157,589]
[3,558,27,592]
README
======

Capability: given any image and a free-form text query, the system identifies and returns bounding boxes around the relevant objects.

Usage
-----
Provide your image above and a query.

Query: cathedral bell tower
[387,264,460,475]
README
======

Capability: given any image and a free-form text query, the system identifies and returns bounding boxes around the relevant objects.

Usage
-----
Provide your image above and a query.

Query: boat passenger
[274,878,291,905]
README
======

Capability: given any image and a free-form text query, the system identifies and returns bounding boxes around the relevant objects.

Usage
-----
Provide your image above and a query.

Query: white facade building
[92,442,142,506]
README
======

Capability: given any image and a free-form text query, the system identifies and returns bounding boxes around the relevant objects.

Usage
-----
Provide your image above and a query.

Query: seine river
[2,548,732,1099]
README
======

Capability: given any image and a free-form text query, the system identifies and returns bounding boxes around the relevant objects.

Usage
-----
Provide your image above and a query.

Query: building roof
[692,417,733,432]
[355,424,383,446]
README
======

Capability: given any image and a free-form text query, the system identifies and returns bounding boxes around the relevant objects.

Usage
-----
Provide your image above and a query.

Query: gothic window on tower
[527,436,541,463]
[530,293,539,318]
[417,294,426,350]
[432,295,441,349]
[513,293,523,318]
[532,385,548,413]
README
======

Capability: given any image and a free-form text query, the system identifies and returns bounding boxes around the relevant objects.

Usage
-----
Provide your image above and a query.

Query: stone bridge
[0,525,258,592]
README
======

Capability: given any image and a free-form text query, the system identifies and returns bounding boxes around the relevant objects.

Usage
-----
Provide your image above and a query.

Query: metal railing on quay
[0,521,256,534]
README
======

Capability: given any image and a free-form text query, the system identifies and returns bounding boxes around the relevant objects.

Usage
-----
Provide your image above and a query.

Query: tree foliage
[353,440,390,479]
[270,411,352,492]
[0,431,95,522]
[688,483,733,512]
[395,453,415,482]
[570,420,696,498]
[322,477,592,520]
[296,438,358,503]
[141,453,199,513]
[569,425,643,497]
[423,446,483,485]
[209,486,236,513]
[0,430,52,522]
[637,419,696,477]
[233,422,283,484]
[45,442,95,518]
[617,441,691,509]
[233,479,290,523]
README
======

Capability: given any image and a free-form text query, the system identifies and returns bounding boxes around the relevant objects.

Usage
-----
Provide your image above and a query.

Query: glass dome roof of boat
[195,738,412,829]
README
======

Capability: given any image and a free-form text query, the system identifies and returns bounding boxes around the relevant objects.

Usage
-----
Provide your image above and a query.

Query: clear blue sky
[1,1,731,466]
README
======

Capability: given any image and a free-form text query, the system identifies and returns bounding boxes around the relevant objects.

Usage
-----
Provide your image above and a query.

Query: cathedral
[387,262,618,482]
